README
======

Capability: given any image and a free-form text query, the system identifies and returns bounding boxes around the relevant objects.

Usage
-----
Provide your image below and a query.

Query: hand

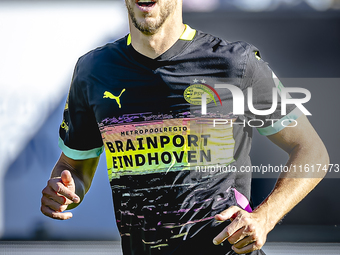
[41,170,80,220]
[213,206,271,254]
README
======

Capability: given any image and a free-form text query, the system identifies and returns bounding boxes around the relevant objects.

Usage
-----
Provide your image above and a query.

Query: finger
[213,207,243,245]
[232,240,264,254]
[61,170,74,187]
[233,235,256,249]
[226,215,254,246]
[48,179,80,203]
[40,204,73,220]
[228,223,255,245]
[42,185,73,205]
[41,196,68,212]
[60,170,80,203]
[214,206,241,221]
[227,226,246,244]
[213,224,244,246]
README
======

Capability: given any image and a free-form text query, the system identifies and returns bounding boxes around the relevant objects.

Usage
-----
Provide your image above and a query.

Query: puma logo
[103,89,125,108]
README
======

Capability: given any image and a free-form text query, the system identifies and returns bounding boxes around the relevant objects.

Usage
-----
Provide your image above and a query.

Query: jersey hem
[58,137,104,160]
[257,107,304,136]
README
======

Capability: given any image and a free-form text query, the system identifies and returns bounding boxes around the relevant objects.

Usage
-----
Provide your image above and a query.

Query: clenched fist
[41,170,80,220]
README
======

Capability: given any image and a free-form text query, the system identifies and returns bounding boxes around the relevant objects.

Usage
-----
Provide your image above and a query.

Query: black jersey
[59,25,300,255]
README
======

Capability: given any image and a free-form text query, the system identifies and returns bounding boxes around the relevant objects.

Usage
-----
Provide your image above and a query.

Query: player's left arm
[213,115,329,254]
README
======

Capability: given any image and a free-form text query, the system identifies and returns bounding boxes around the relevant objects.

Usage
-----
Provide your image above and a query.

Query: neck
[129,11,185,59]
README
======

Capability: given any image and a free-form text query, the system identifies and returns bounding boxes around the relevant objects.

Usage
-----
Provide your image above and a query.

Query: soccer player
[41,0,329,254]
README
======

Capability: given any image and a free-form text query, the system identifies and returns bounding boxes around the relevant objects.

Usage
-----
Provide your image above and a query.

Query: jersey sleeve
[242,45,303,136]
[59,59,104,160]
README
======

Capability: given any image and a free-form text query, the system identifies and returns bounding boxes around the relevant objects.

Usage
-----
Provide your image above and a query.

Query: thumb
[61,170,75,188]
[215,206,241,221]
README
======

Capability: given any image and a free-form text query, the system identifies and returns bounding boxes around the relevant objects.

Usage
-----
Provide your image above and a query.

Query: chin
[136,20,160,34]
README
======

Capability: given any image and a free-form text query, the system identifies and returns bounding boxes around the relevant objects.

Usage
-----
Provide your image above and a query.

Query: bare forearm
[52,153,99,191]
[253,138,329,231]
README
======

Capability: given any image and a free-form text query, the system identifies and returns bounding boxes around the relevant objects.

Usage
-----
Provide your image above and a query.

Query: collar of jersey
[126,24,196,69]
[126,24,196,46]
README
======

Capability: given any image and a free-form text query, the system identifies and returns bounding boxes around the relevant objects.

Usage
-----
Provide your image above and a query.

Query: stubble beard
[126,0,176,35]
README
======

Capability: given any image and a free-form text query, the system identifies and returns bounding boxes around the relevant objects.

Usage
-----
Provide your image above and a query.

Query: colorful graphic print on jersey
[101,113,235,181]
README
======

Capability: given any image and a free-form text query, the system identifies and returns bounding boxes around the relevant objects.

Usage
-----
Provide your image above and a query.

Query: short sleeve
[242,46,303,136]
[59,59,104,160]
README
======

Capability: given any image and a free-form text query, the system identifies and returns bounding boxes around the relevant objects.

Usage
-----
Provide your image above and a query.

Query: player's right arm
[41,152,99,220]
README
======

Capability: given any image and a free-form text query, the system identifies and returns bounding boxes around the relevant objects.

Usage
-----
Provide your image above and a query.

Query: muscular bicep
[52,152,100,194]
